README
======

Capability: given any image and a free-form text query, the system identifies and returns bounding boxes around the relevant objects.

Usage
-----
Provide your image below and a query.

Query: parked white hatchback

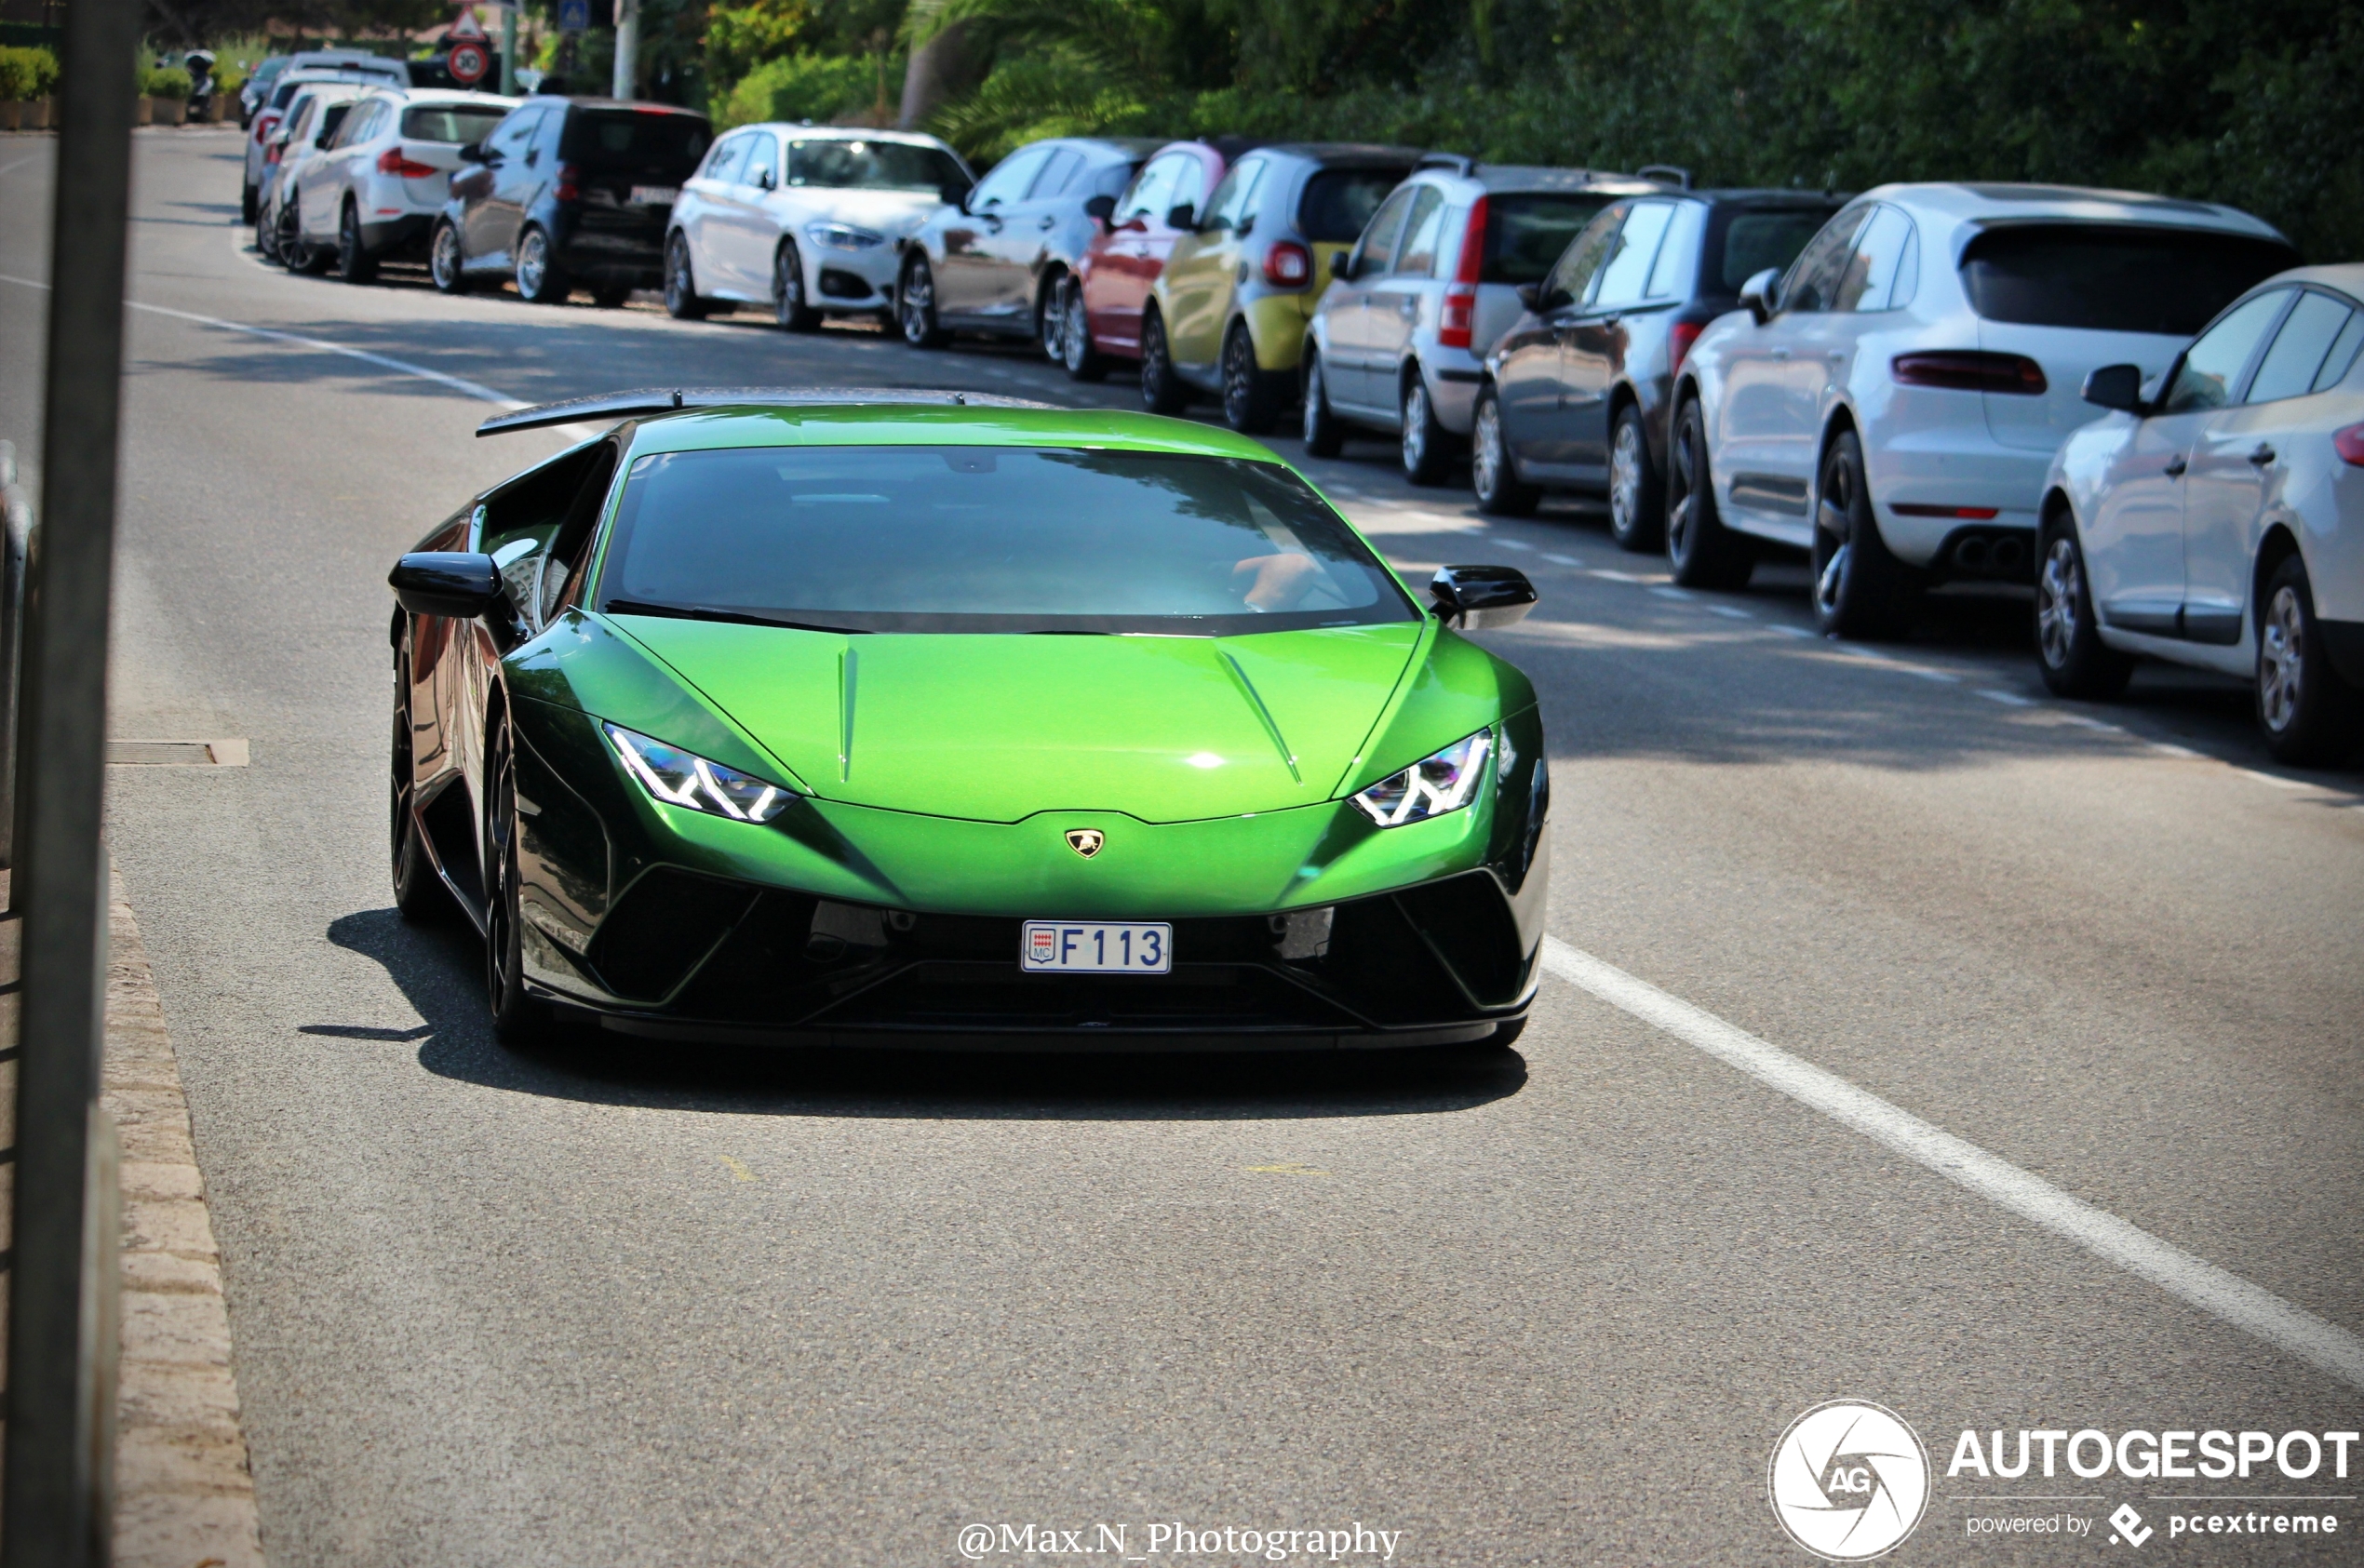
[1667,183,2295,637]
[664,124,972,328]
[287,89,518,282]
[2038,264,2364,762]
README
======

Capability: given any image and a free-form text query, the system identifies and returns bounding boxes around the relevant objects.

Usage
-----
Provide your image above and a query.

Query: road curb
[101,865,265,1568]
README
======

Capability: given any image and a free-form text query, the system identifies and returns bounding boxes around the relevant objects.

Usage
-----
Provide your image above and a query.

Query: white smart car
[663,123,972,328]
[1666,183,2295,637]
[2037,264,2364,763]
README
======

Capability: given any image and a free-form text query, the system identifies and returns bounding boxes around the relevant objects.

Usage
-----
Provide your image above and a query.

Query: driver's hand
[1232,552,1321,611]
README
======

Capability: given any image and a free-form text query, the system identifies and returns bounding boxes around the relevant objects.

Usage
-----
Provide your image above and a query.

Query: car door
[1089,152,1184,355]
[986,144,1082,321]
[2183,288,2351,641]
[1363,184,1448,419]
[1562,199,1679,475]
[1713,204,1867,531]
[1497,209,1618,472]
[713,129,779,297]
[1159,157,1263,373]
[678,132,748,286]
[465,105,543,262]
[302,96,375,238]
[1319,184,1412,409]
[2084,288,2290,633]
[935,143,1051,317]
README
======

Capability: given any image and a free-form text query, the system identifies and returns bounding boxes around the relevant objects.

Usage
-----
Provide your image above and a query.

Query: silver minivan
[1301,155,1670,483]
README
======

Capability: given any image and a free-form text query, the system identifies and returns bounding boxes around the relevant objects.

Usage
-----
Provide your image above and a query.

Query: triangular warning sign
[450,6,486,38]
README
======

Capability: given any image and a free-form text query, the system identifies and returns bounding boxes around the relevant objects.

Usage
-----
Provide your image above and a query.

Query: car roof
[1682,187,1854,208]
[382,88,520,106]
[527,96,710,118]
[1406,157,1670,197]
[2263,262,2364,298]
[1863,181,2287,240]
[743,123,951,147]
[1254,143,1427,168]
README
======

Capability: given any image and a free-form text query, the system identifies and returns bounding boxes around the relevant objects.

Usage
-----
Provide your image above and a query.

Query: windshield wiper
[602,599,867,635]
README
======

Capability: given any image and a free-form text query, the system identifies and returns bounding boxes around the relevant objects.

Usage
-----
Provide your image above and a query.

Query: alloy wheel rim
[1610,419,1642,534]
[2261,585,2304,731]
[1816,539,1850,616]
[902,267,932,340]
[1064,288,1088,370]
[1668,425,1697,558]
[342,208,357,261]
[433,227,457,287]
[779,252,800,316]
[1303,362,1323,442]
[1403,386,1429,471]
[665,240,688,310]
[1224,333,1251,422]
[1474,405,1501,496]
[518,233,545,297]
[2036,537,2079,668]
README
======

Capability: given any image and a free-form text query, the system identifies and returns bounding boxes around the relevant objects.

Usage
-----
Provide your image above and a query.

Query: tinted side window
[1169,154,1210,221]
[2314,310,2364,394]
[1960,226,2298,335]
[701,133,748,185]
[1028,147,1082,200]
[1119,154,1181,224]
[1297,167,1409,244]
[1482,194,1614,286]
[2246,291,2356,404]
[1781,205,1873,313]
[1546,206,1623,310]
[1712,207,1838,293]
[2162,289,2290,414]
[489,107,541,158]
[1590,201,1675,308]
[971,145,1050,208]
[1395,187,1447,275]
[737,131,778,187]
[1352,187,1416,275]
[1202,157,1265,231]
[1644,202,1704,299]
[1835,205,1915,312]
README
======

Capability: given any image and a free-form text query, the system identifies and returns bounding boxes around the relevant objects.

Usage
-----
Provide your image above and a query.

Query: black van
[432,97,711,306]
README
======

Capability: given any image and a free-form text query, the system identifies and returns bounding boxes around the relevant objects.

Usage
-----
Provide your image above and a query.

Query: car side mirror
[2081,363,2145,414]
[390,552,504,619]
[1739,267,1780,325]
[1330,249,1352,281]
[1430,564,1538,630]
[458,141,486,163]
[1514,282,1539,311]
[1083,193,1115,223]
[1166,202,1195,231]
[314,132,331,148]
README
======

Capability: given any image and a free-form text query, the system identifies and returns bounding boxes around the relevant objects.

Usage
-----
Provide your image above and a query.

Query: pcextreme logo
[1769,1400,1933,1561]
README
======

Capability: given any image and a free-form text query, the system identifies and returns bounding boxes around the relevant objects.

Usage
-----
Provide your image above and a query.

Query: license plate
[1021,920,1171,974]
[629,184,678,206]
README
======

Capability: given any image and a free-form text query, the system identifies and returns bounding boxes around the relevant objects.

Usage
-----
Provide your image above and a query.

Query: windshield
[789,138,967,192]
[403,103,509,143]
[1960,225,2299,335]
[1298,168,1413,243]
[560,109,712,176]
[1483,194,1615,285]
[1712,208,1836,292]
[596,446,1417,636]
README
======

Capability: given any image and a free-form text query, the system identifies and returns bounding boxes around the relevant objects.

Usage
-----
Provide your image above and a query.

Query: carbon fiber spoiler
[475,386,1058,436]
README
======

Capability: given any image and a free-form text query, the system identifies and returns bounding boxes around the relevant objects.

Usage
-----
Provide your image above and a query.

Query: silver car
[289,89,518,282]
[254,85,366,268]
[1300,156,1668,484]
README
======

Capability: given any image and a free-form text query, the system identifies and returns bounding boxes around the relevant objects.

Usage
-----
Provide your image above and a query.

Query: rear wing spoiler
[477,386,1056,436]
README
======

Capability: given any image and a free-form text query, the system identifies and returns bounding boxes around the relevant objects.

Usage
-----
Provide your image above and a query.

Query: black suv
[1473,189,1849,547]
[432,97,711,306]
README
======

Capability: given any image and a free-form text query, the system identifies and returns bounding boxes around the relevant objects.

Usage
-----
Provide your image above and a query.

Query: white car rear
[293,89,518,279]
[1671,183,2295,637]
[2039,264,2364,763]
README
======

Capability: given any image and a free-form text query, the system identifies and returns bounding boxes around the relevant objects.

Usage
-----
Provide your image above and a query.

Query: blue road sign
[557,0,588,32]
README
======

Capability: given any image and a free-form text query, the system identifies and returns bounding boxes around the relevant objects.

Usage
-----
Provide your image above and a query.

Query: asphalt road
[3,131,2359,1567]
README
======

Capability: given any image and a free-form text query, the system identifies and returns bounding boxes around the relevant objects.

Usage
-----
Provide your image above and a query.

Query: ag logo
[1064,828,1104,859]
[1768,1400,1930,1561]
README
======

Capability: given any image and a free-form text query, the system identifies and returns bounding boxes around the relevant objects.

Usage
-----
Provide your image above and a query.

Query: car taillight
[2335,423,2364,466]
[1890,503,2001,519]
[1669,319,1704,372]
[377,147,438,179]
[1262,241,1311,288]
[264,142,281,165]
[1437,196,1490,350]
[1891,351,2048,395]
[554,163,584,202]
[254,113,278,144]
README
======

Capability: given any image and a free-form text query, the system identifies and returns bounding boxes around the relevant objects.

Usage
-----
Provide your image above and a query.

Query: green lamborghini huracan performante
[387,389,1549,1050]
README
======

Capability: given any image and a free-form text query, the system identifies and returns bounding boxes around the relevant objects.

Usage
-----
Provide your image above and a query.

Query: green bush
[141,63,192,101]
[0,44,56,101]
[714,50,887,129]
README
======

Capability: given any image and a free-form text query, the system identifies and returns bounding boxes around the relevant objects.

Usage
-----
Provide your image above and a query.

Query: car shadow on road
[322,907,1528,1121]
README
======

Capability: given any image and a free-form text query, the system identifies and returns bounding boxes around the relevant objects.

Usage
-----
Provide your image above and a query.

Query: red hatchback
[1056,139,1258,382]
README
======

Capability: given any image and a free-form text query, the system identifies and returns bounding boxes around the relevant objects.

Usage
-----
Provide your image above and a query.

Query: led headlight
[1349,730,1492,827]
[604,723,794,824]
[805,221,886,251]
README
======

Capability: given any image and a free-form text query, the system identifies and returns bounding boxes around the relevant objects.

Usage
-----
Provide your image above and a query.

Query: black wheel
[430,220,471,294]
[1606,403,1664,552]
[590,281,633,308]
[1221,321,1284,434]
[390,630,450,923]
[1059,277,1108,382]
[1471,384,1540,516]
[335,200,378,284]
[515,225,569,304]
[1812,429,1918,638]
[1400,371,1453,485]
[241,181,258,224]
[255,202,281,263]
[280,197,326,274]
[1036,270,1067,362]
[2256,553,2360,765]
[1666,396,1750,587]
[774,239,820,330]
[897,255,950,348]
[2035,514,2133,700]
[1300,352,1345,458]
[1139,307,1189,414]
[482,719,551,1044]
[663,232,708,319]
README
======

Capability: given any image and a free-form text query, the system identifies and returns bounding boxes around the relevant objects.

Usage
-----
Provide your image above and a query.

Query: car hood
[778,186,947,236]
[608,617,1427,824]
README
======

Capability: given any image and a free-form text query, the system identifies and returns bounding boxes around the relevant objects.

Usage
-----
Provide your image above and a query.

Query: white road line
[1590,568,1645,583]
[1978,689,2035,706]
[1648,585,1693,601]
[2059,714,2123,732]
[1708,605,1753,620]
[1494,539,1535,551]
[2237,768,2309,791]
[1539,936,2364,1392]
[1542,553,1579,566]
[2149,742,2203,759]
[1770,624,1813,638]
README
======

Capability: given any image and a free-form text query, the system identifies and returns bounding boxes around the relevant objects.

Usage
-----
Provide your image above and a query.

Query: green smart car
[387,391,1550,1050]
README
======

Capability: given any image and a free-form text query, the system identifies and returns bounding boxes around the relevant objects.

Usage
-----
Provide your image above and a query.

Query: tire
[280,197,326,274]
[897,255,950,348]
[1139,307,1189,414]
[1059,277,1108,382]
[1665,396,1751,587]
[1400,372,1452,486]
[1036,270,1067,362]
[2255,553,2360,765]
[430,220,471,295]
[1300,352,1345,458]
[241,181,258,224]
[1220,320,1284,434]
[515,225,569,304]
[482,719,551,1045]
[1811,429,1918,638]
[663,232,709,319]
[1471,384,1540,516]
[1606,403,1664,552]
[2034,515,2134,700]
[774,239,821,331]
[335,200,378,284]
[390,632,450,923]
[255,202,281,263]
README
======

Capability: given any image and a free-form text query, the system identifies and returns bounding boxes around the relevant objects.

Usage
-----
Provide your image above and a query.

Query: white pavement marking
[1540,936,2364,1393]
[1542,553,1579,566]
[1708,605,1753,619]
[1978,689,2035,706]
[1494,539,1534,551]
[1771,624,1814,638]
[1648,585,1693,601]
[2238,768,2310,791]
[1590,569,1645,583]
